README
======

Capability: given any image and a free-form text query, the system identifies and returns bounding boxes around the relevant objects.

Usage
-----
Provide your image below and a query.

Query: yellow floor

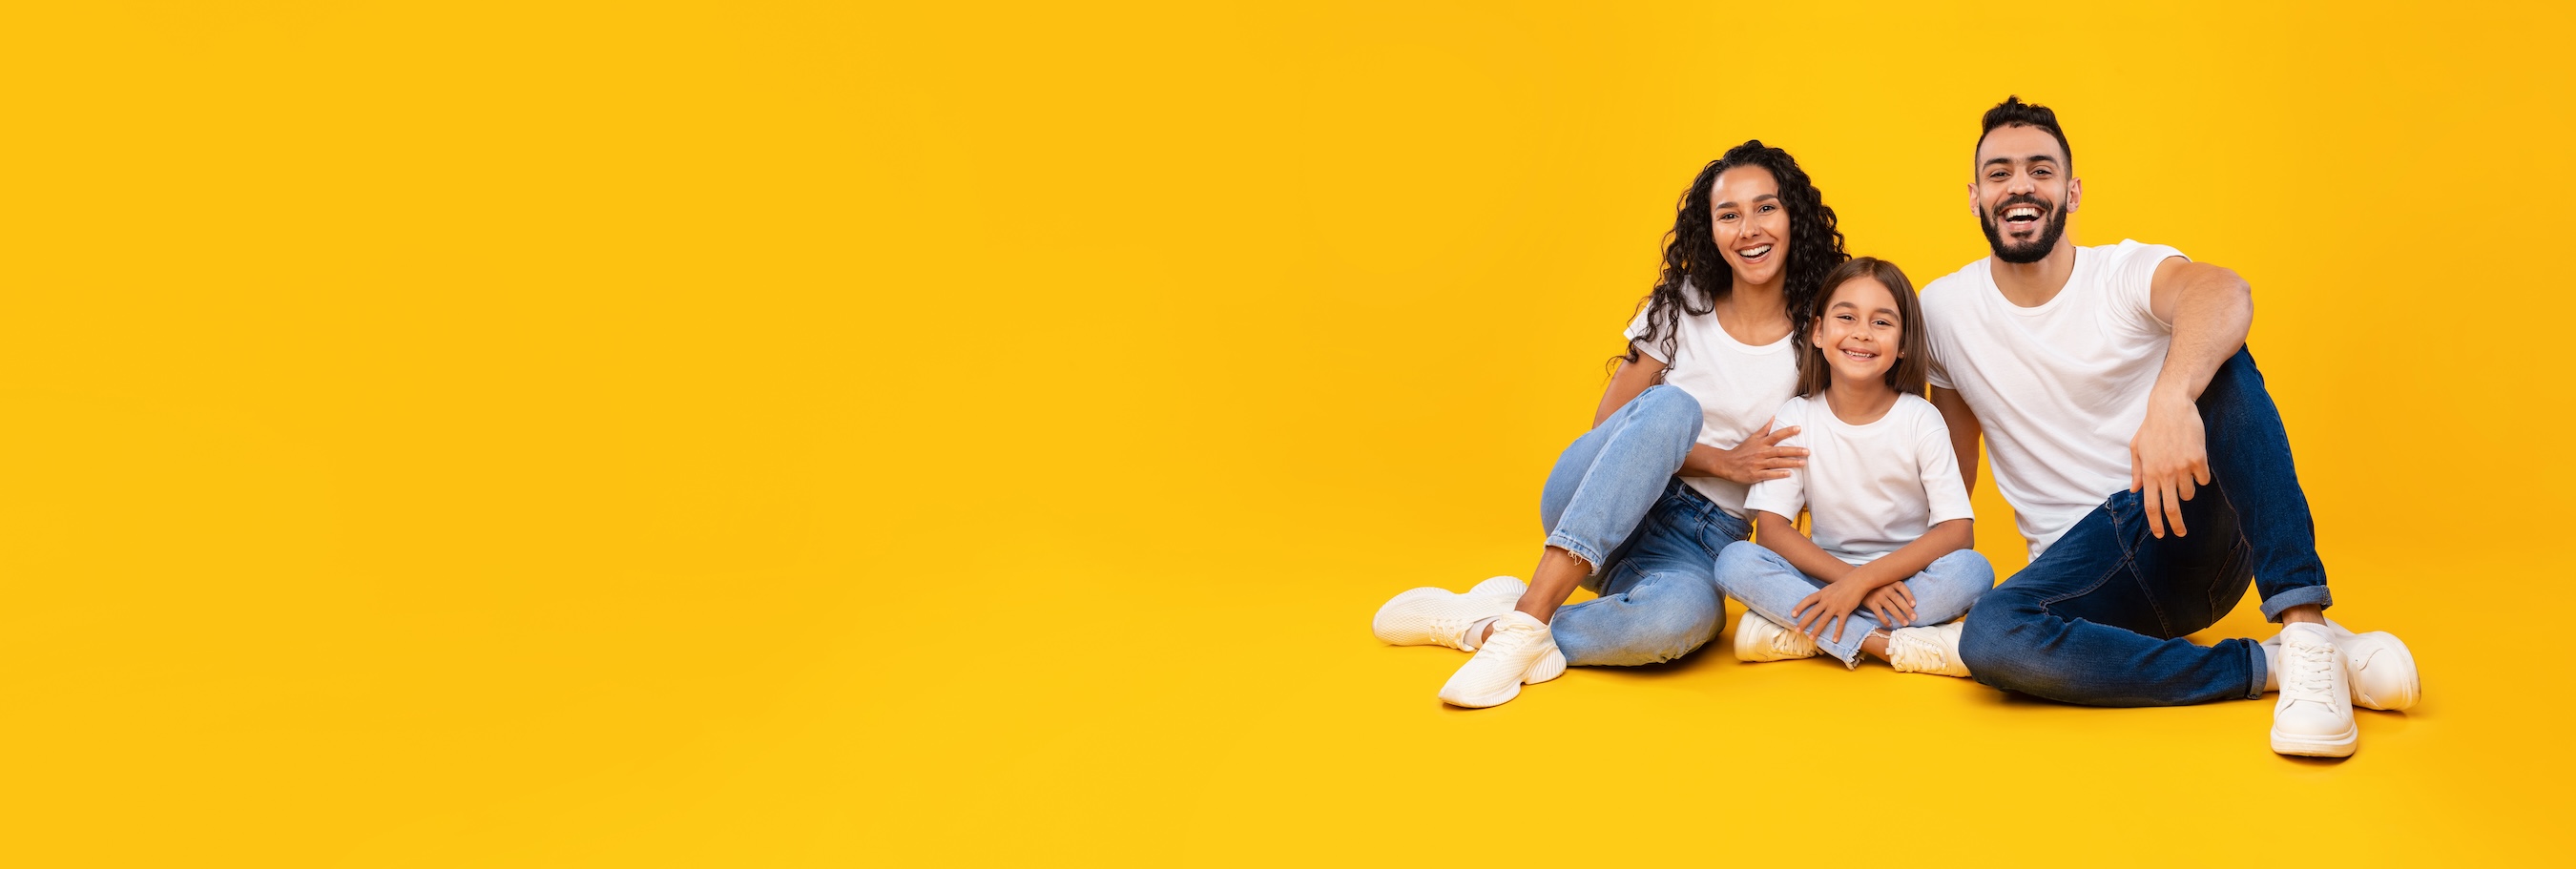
[8,2,2574,865]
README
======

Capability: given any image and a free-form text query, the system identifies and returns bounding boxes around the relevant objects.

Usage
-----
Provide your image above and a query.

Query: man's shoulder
[1917,258,1992,307]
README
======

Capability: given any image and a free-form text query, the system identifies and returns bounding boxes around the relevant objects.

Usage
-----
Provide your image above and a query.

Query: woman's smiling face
[1710,165,1789,289]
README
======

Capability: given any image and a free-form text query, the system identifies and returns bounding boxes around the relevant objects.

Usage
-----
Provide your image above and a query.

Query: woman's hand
[1793,579,1873,644]
[1863,582,1916,628]
[1695,419,1807,485]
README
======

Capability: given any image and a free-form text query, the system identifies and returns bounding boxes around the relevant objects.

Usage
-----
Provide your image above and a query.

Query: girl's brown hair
[1793,257,1928,398]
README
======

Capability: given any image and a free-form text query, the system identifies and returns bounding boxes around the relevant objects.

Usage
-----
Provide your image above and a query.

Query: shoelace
[2280,641,2338,703]
[1886,632,1937,672]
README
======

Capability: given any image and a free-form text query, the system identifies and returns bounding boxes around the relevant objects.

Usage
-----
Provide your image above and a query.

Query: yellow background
[5,1,2570,864]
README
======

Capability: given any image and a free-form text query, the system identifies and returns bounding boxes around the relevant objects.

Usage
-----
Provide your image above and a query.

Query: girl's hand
[1793,580,1872,644]
[1864,583,1916,628]
[1707,419,1808,485]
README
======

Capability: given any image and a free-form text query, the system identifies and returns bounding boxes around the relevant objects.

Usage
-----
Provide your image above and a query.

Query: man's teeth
[1740,245,1772,258]
[2006,207,2040,221]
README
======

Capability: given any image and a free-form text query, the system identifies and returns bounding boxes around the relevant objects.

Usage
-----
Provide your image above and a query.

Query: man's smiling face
[1972,123,2079,264]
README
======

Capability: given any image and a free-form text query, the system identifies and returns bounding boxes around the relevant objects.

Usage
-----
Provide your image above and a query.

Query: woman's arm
[1593,353,1667,426]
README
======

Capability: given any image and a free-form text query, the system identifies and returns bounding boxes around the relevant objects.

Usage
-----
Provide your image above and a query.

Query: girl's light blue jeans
[1713,541,1995,667]
[1540,384,1748,667]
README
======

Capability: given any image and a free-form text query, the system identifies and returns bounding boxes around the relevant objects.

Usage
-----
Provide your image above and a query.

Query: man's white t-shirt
[1742,393,1975,565]
[1920,239,2185,560]
[1622,280,1800,519]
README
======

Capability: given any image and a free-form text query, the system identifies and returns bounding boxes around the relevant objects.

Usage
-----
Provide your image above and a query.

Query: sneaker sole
[2270,725,2358,758]
[2348,632,2420,712]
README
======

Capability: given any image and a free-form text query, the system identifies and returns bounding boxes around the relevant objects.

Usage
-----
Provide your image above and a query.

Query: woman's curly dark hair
[1615,140,1849,376]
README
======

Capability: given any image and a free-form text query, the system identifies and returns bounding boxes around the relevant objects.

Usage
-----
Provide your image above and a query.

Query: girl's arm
[1750,509,1853,583]
[1839,518,1972,590]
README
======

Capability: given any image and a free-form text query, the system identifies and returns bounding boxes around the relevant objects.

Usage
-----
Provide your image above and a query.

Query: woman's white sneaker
[2270,623,2358,757]
[1733,611,1819,662]
[1438,610,1559,708]
[1372,576,1523,650]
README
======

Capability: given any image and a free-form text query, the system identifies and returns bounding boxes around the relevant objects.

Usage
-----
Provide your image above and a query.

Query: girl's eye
[1875,319,1894,327]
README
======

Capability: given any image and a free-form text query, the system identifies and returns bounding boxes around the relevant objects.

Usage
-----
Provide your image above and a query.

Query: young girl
[1713,258,1994,675]
[1369,140,1849,708]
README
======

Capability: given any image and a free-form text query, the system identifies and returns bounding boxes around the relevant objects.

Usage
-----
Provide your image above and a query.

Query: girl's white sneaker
[1733,611,1819,662]
[1886,622,1973,677]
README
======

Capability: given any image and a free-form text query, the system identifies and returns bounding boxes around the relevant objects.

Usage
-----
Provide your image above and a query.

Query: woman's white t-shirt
[1741,393,1975,565]
[1622,281,1800,518]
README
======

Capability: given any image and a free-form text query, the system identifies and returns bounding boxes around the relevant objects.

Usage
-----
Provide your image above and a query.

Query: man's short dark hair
[1978,95,2072,172]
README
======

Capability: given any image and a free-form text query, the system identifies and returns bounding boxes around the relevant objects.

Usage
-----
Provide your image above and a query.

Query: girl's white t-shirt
[1919,239,2183,560]
[1622,281,1800,518]
[1742,393,1975,565]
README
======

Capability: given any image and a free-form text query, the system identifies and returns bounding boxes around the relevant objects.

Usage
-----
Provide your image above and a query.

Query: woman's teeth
[1739,244,1772,259]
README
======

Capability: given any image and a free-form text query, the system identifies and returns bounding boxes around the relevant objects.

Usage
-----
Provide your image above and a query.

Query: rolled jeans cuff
[2242,639,2268,701]
[1545,531,1606,575]
[2257,585,2333,623]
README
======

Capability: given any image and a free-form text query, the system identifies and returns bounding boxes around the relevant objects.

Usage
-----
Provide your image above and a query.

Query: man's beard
[1980,197,2067,264]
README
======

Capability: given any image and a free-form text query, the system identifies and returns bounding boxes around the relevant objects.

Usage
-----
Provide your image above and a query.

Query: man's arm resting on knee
[2133,258,2254,538]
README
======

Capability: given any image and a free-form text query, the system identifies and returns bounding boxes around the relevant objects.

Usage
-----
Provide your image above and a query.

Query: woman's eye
[1718,212,1736,221]
[1759,204,1776,213]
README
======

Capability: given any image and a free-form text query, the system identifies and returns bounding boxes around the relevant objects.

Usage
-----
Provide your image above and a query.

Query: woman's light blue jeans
[1540,384,1748,667]
[1713,542,1995,667]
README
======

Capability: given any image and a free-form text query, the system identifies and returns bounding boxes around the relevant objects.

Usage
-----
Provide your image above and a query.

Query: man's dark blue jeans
[1958,347,2331,706]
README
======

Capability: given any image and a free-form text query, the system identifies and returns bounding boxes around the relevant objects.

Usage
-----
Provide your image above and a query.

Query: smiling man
[1918,96,2420,756]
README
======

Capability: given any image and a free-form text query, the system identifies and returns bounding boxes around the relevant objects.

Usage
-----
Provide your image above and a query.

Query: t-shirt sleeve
[1915,405,1975,527]
[1621,306,1671,363]
[1741,398,1807,520]
[2107,239,2189,336]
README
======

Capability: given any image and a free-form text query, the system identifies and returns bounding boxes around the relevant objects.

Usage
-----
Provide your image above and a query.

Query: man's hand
[2129,386,2211,538]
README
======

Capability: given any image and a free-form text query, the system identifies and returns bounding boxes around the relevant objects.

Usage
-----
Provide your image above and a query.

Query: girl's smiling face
[1812,276,1903,389]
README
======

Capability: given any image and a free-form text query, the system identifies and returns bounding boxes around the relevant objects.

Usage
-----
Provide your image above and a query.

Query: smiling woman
[1368,140,1850,708]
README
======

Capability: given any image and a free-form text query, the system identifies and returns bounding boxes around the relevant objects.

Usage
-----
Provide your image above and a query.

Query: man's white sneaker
[1438,610,1559,708]
[2261,619,2420,711]
[1733,611,1819,663]
[2270,623,2358,757]
[1885,621,1973,677]
[2337,631,2420,712]
[1372,576,1524,650]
